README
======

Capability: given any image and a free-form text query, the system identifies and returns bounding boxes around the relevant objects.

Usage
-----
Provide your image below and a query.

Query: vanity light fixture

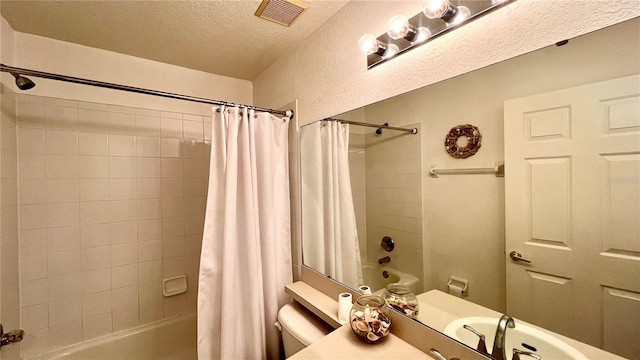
[361,0,516,69]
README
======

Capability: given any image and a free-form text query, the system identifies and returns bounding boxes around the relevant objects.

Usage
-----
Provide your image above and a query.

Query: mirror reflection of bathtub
[361,264,419,296]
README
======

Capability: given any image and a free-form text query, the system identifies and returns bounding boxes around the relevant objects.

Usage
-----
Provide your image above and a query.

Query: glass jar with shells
[382,283,419,319]
[349,295,391,344]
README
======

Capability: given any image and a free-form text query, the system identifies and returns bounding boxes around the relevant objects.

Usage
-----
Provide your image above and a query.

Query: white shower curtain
[197,106,292,360]
[300,121,363,289]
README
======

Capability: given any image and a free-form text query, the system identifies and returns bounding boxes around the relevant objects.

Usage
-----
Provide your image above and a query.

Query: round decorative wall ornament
[445,124,482,158]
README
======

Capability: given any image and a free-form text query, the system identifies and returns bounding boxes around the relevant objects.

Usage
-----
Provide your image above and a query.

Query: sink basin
[444,317,587,360]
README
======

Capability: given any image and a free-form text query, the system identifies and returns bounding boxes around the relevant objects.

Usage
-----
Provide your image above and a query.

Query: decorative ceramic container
[349,295,391,344]
[382,283,419,319]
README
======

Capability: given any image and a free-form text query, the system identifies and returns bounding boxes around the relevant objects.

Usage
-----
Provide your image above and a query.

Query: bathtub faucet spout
[378,256,391,264]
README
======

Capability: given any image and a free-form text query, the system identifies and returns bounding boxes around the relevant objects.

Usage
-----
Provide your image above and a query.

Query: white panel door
[504,75,640,359]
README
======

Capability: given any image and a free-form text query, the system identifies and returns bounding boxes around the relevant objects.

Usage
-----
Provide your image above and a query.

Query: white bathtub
[361,264,419,295]
[31,315,197,360]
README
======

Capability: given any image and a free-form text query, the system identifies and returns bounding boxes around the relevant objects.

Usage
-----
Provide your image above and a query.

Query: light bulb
[382,44,400,59]
[448,6,470,25]
[358,34,381,55]
[423,0,450,19]
[412,27,432,43]
[386,15,412,40]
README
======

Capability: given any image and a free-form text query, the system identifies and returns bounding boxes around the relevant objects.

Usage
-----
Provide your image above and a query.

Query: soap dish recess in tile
[163,275,188,296]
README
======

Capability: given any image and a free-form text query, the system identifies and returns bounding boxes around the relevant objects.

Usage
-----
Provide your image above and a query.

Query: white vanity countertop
[416,290,625,360]
[289,325,431,360]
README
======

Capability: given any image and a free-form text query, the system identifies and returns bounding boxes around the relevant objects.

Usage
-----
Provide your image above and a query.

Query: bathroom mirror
[300,18,639,359]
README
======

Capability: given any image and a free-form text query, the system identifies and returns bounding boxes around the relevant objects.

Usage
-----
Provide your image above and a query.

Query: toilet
[276,302,333,358]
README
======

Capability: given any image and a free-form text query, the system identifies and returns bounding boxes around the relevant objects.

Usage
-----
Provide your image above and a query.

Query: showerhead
[11,73,35,90]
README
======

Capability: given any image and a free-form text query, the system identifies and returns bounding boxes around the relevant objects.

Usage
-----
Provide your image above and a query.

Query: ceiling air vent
[255,0,310,27]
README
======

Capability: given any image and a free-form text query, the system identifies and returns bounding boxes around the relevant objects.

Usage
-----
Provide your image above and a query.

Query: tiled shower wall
[16,95,209,357]
[364,126,423,293]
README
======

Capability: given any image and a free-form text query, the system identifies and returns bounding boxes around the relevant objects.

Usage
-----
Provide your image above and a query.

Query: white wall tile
[112,264,138,289]
[22,303,49,331]
[80,179,110,201]
[18,127,45,154]
[109,157,137,178]
[48,320,82,350]
[19,153,46,179]
[21,279,49,307]
[82,313,112,340]
[138,281,162,305]
[17,100,45,128]
[109,179,137,200]
[135,115,161,137]
[109,112,135,134]
[80,201,110,224]
[161,178,183,198]
[78,109,109,133]
[46,155,79,178]
[82,290,111,318]
[108,135,136,156]
[49,297,82,326]
[79,133,108,156]
[46,226,80,252]
[160,138,181,158]
[46,179,79,203]
[138,260,162,283]
[184,235,203,255]
[161,118,183,138]
[112,285,138,310]
[46,203,80,228]
[184,253,200,275]
[20,229,48,256]
[137,178,161,198]
[19,179,46,204]
[79,156,109,178]
[162,237,184,258]
[82,268,111,294]
[162,197,183,218]
[111,243,138,266]
[19,204,47,230]
[45,130,78,155]
[20,254,48,281]
[163,294,185,318]
[137,219,162,241]
[109,200,137,222]
[161,158,183,178]
[45,105,78,131]
[136,159,161,179]
[137,199,162,220]
[138,240,162,262]
[163,256,185,278]
[136,136,160,157]
[48,250,82,277]
[112,306,139,332]
[110,221,137,244]
[139,301,163,324]
[80,223,111,248]
[183,121,203,140]
[162,217,184,238]
[48,273,82,301]
[81,246,111,271]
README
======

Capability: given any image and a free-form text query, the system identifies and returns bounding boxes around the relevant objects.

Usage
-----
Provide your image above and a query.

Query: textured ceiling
[0,0,348,80]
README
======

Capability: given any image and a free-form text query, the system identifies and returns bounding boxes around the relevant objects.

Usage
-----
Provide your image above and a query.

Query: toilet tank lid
[277,302,333,346]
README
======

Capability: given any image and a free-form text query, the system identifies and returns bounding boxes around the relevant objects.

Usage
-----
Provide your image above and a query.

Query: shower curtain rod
[0,63,293,118]
[325,118,418,134]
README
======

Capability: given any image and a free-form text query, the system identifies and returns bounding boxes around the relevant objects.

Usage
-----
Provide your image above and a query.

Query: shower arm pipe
[0,63,293,118]
[325,117,418,134]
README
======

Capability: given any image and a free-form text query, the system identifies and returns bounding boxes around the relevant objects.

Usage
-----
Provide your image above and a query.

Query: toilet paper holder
[447,276,469,296]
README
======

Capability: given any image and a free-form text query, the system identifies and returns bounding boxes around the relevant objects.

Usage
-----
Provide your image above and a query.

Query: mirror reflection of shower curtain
[301,121,363,289]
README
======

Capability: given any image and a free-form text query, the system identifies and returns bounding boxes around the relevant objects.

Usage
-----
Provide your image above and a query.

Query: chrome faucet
[492,315,516,360]
[378,256,391,264]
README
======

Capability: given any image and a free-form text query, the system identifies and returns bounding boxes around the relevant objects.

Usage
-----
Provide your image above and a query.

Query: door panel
[504,75,640,358]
